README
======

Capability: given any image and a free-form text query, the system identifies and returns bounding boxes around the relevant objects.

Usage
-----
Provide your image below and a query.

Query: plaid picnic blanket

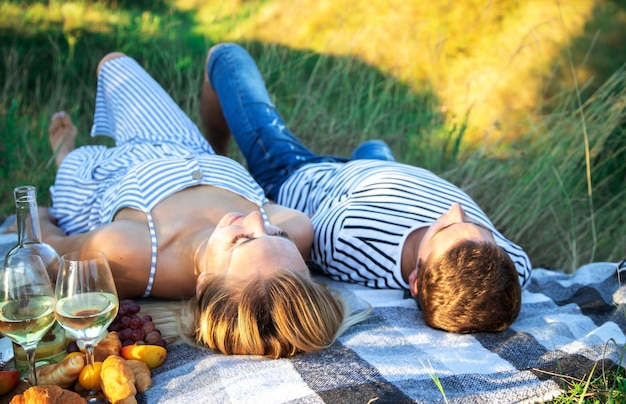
[1,218,623,403]
[141,261,626,404]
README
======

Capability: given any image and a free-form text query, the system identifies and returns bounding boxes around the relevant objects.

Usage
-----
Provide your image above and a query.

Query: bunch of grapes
[108,299,167,348]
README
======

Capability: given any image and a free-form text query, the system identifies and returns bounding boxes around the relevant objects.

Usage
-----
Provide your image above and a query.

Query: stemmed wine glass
[54,250,119,402]
[0,255,56,386]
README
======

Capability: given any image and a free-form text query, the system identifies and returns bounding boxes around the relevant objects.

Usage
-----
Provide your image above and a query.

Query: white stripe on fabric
[143,211,159,297]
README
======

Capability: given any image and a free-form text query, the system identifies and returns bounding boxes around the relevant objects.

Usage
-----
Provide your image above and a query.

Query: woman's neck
[191,226,216,276]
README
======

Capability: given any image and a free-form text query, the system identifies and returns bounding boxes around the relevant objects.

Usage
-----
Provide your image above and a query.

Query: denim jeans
[206,43,345,200]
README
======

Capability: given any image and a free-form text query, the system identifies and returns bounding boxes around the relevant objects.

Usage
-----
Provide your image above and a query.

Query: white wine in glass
[55,250,119,402]
[0,255,56,386]
[55,291,118,341]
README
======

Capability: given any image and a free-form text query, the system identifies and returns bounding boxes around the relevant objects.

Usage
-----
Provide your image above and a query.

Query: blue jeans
[206,43,346,200]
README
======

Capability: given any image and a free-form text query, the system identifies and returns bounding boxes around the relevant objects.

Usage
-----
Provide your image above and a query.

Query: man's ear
[408,268,419,297]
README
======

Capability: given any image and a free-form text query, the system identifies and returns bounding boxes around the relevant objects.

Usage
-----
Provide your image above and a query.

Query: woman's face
[196,211,309,297]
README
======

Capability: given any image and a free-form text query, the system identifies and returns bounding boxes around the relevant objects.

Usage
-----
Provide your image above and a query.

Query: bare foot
[49,111,77,168]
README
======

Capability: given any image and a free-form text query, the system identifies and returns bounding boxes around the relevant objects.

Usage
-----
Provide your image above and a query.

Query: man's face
[196,211,309,298]
[409,203,495,296]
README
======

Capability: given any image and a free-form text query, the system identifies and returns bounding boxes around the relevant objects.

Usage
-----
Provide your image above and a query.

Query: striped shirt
[277,159,532,290]
[50,145,268,234]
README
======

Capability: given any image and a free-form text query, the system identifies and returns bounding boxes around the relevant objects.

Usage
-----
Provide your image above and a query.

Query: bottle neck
[15,196,44,246]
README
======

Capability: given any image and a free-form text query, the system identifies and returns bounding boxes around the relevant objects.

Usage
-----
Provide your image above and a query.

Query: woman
[39,52,368,358]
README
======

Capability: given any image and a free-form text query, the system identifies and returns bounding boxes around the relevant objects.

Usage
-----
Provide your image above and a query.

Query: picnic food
[0,370,20,396]
[77,362,103,390]
[120,344,167,370]
[108,299,167,348]
[63,352,84,360]
[31,331,155,396]
[125,360,152,393]
[36,354,85,388]
[100,355,137,404]
[1,310,164,398]
[93,331,122,361]
[9,384,86,404]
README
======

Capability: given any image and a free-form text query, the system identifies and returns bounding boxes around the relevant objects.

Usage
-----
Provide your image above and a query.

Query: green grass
[544,347,626,403]
[1,1,625,401]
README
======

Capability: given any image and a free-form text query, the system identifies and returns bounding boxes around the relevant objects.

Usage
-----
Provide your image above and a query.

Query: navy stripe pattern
[277,160,532,290]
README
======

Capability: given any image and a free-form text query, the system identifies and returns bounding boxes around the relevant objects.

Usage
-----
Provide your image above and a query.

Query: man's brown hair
[416,240,521,333]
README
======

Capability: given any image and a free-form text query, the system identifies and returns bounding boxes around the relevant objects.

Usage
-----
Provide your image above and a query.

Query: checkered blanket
[141,262,626,404]
[1,218,624,403]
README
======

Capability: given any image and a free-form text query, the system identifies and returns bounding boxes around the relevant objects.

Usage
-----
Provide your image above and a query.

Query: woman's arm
[39,207,107,255]
[38,207,68,246]
[39,207,152,298]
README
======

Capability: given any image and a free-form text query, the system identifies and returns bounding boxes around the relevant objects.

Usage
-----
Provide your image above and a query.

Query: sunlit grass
[445,63,626,271]
[224,0,602,148]
[0,2,124,34]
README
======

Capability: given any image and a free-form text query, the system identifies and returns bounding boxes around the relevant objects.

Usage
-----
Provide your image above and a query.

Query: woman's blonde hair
[179,269,369,358]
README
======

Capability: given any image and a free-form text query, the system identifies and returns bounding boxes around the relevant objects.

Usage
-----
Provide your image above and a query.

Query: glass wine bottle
[5,185,66,375]
[5,185,60,279]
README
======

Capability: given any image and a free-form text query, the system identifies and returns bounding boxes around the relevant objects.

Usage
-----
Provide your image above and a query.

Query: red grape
[144,330,162,345]
[129,316,142,329]
[108,298,167,348]
[119,328,133,341]
[130,329,144,342]
[120,316,132,329]
[142,321,155,335]
[66,341,80,353]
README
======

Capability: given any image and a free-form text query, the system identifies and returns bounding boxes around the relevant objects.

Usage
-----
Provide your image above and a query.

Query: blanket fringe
[135,298,185,345]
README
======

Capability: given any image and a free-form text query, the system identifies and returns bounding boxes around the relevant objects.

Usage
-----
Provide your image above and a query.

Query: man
[200,43,532,333]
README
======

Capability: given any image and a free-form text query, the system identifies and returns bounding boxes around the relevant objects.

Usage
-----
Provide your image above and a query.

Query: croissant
[125,360,152,393]
[35,355,85,388]
[93,331,122,362]
[9,384,86,404]
[100,355,137,404]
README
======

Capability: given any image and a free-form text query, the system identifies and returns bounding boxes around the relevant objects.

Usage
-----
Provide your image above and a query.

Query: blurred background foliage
[2,0,624,146]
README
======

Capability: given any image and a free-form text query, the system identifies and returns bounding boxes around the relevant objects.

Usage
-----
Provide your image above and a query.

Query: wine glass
[54,250,119,402]
[0,255,56,386]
